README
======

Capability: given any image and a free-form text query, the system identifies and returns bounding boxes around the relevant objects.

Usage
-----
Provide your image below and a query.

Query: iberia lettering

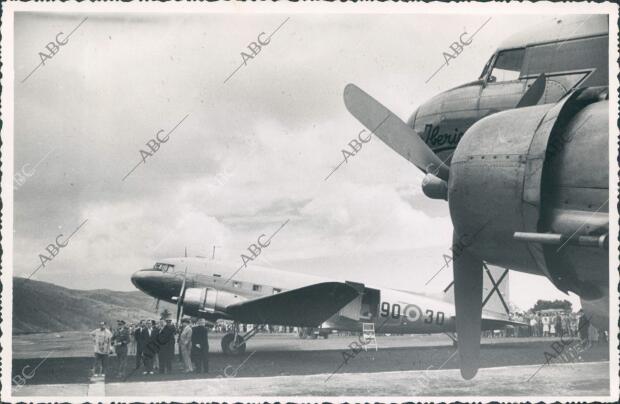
[423,124,465,150]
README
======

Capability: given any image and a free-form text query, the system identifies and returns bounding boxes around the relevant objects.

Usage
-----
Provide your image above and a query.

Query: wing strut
[481,264,510,314]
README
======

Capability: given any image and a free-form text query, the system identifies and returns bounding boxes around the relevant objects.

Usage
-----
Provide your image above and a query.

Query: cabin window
[232,281,241,288]
[488,48,525,82]
[273,288,281,294]
[252,284,262,292]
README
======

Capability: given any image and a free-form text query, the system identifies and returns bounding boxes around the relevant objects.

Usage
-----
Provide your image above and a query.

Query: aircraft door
[361,287,380,321]
[338,295,363,320]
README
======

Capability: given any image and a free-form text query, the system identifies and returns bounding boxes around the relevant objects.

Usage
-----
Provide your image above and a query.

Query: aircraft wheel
[221,333,246,355]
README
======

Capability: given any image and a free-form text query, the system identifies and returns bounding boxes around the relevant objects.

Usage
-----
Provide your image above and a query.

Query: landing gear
[221,333,246,355]
[221,323,259,355]
[298,326,328,339]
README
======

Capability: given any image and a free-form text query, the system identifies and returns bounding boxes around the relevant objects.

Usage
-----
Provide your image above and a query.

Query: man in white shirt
[530,317,538,337]
[178,318,193,372]
[90,321,113,377]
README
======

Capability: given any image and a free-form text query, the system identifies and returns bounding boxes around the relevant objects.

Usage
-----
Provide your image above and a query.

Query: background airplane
[343,15,609,379]
[131,257,517,355]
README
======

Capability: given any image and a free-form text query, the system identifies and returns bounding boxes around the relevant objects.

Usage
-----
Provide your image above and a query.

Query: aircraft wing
[481,308,528,329]
[224,282,360,327]
[481,317,528,330]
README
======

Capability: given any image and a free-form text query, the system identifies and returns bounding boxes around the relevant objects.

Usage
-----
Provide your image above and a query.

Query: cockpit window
[153,262,174,272]
[478,55,494,80]
[488,48,525,83]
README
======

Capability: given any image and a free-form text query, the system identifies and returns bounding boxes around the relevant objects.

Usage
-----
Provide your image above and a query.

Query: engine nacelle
[183,287,245,317]
[448,88,608,300]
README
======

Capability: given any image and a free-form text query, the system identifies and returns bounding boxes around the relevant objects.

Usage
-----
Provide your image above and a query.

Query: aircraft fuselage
[131,258,512,334]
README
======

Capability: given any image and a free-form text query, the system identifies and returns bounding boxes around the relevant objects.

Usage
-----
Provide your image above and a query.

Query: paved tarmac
[12,330,599,358]
[13,362,610,397]
[10,332,611,397]
[13,331,461,359]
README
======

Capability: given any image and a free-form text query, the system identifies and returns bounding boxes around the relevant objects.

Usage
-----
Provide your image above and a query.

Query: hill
[12,277,176,334]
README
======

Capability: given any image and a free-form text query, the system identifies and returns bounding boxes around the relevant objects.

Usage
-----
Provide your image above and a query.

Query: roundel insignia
[403,304,422,323]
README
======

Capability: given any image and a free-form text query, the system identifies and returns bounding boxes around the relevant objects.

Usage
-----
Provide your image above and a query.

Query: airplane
[343,15,610,379]
[131,257,518,355]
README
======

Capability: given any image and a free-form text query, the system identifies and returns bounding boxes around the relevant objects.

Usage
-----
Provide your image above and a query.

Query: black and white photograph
[1,1,618,401]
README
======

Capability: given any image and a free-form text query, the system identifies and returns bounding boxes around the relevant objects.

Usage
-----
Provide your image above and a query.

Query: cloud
[12,12,556,298]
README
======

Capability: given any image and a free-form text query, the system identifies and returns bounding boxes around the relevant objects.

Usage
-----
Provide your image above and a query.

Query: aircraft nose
[131,269,154,292]
[131,268,184,301]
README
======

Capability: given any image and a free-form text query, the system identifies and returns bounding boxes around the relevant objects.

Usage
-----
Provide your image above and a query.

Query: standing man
[570,314,579,337]
[561,314,570,338]
[554,313,563,337]
[578,310,591,349]
[134,320,146,370]
[159,318,176,374]
[179,318,193,372]
[112,320,130,378]
[142,320,156,374]
[542,315,550,337]
[90,321,113,377]
[529,315,538,337]
[536,313,543,337]
[152,320,163,373]
[191,318,209,373]
[128,323,137,357]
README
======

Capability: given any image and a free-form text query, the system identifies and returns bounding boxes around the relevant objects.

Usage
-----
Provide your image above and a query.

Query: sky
[12,11,583,311]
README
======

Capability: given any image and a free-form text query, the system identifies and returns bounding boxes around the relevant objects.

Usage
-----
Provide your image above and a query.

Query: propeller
[452,231,484,379]
[175,265,189,328]
[516,73,546,108]
[343,83,450,181]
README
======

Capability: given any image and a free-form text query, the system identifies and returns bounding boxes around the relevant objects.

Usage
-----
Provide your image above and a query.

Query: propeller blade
[452,231,484,379]
[343,83,449,181]
[176,265,189,327]
[175,300,183,326]
[516,73,546,108]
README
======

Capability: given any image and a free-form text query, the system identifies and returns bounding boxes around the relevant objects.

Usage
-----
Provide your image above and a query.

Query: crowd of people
[90,310,606,378]
[89,317,210,378]
[484,309,607,347]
